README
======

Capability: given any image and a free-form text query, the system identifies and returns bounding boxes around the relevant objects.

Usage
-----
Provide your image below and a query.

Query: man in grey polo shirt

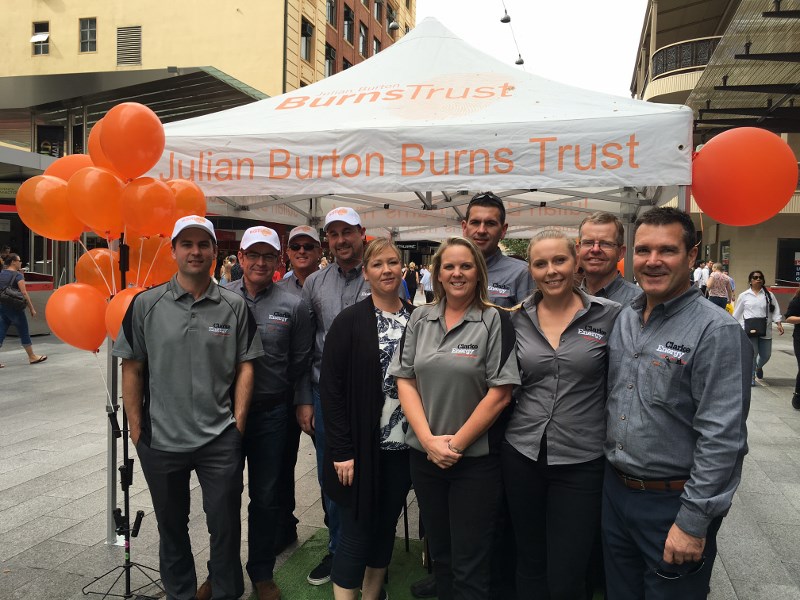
[301,206,371,585]
[219,226,312,600]
[603,207,751,599]
[115,216,263,600]
[461,192,534,307]
[577,211,643,307]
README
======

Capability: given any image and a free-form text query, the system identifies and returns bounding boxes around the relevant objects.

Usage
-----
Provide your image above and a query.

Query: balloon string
[107,238,118,295]
[77,240,113,297]
[92,347,116,412]
[141,236,168,287]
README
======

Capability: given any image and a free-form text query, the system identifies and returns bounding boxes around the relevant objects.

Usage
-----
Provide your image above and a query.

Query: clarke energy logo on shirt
[451,343,479,358]
[578,325,607,343]
[208,322,232,336]
[268,311,291,326]
[655,340,691,365]
[487,282,511,298]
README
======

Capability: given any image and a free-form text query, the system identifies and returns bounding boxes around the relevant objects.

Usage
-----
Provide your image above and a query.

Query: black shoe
[274,528,298,554]
[756,366,764,379]
[410,574,437,598]
[307,553,333,585]
[792,394,800,410]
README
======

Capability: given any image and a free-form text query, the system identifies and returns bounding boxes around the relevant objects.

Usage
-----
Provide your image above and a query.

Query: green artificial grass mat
[262,528,429,599]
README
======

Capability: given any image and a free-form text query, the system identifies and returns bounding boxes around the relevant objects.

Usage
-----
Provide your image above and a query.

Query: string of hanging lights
[499,0,525,66]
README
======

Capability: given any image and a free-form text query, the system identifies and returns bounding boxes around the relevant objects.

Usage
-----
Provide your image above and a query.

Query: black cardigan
[320,295,415,521]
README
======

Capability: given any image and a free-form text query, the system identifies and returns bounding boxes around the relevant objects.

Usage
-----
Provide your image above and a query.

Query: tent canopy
[156,17,693,238]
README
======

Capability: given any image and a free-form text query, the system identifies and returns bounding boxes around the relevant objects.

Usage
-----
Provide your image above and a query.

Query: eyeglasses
[579,239,619,251]
[244,252,279,263]
[468,192,505,210]
[751,275,764,280]
[655,558,705,580]
[289,243,318,252]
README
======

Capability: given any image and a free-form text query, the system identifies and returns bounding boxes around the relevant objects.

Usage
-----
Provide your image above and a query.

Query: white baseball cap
[324,206,361,231]
[240,226,281,252]
[287,225,321,245]
[171,215,216,242]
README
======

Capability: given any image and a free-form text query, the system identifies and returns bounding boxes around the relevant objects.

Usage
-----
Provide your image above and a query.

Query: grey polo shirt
[224,280,313,406]
[113,276,264,452]
[485,250,535,308]
[302,261,371,384]
[388,301,520,457]
[506,289,621,464]
[605,286,752,537]
[277,271,303,298]
[581,273,643,308]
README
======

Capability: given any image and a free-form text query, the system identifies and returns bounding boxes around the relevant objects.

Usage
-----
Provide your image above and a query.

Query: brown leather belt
[615,468,687,492]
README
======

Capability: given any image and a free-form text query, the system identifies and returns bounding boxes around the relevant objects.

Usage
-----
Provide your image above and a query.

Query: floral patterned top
[376,306,411,450]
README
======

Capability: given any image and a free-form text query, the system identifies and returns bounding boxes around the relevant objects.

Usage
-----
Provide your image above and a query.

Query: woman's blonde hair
[430,237,492,310]
[526,229,577,262]
[363,237,401,265]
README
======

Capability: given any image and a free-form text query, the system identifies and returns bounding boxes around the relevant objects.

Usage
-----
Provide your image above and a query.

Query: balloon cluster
[15,103,208,352]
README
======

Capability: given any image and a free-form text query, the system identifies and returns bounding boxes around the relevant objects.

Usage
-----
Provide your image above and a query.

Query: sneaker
[254,580,281,600]
[751,379,757,387]
[756,366,764,379]
[307,553,333,585]
[410,574,437,598]
[792,394,800,410]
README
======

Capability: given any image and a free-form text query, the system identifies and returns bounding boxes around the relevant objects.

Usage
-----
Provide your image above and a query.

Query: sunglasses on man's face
[289,243,318,252]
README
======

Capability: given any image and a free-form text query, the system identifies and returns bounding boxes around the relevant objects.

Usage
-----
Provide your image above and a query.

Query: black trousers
[136,426,244,600]
[502,442,604,600]
[332,449,412,589]
[794,335,800,395]
[275,398,301,540]
[410,449,502,600]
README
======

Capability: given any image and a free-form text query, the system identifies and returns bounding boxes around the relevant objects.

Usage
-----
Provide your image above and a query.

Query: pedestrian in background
[0,253,47,368]
[733,270,784,384]
[782,287,800,409]
[706,262,733,310]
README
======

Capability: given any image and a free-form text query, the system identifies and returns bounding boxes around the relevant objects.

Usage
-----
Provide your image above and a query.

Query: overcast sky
[414,0,649,98]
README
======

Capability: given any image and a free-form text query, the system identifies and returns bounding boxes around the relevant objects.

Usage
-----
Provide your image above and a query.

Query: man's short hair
[465,192,506,224]
[578,212,625,246]
[634,207,696,253]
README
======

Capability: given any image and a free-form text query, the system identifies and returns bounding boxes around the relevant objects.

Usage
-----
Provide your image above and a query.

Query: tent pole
[677,185,688,211]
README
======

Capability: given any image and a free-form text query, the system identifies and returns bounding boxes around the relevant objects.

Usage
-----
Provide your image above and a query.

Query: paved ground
[1,325,799,599]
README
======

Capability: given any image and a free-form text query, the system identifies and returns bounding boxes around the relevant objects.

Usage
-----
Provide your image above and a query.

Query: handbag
[744,317,767,338]
[0,273,28,311]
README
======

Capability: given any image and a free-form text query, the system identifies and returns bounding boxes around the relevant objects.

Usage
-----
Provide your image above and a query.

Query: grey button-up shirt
[485,250,535,308]
[605,286,752,537]
[224,280,313,406]
[302,261,371,384]
[506,289,621,464]
[581,273,643,308]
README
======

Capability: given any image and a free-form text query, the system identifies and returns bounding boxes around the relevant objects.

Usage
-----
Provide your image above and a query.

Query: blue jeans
[243,402,289,583]
[750,336,773,378]
[0,306,32,347]
[313,383,340,554]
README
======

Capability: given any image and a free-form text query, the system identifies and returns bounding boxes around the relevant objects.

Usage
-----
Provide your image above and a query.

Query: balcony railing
[652,36,721,79]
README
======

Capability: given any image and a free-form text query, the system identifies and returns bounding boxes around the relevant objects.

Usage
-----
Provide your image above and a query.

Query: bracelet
[448,441,464,455]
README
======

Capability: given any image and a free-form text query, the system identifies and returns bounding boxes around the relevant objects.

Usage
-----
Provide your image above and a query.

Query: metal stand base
[82,561,163,599]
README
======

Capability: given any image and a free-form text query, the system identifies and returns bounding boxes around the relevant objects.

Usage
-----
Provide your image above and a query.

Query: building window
[406,0,410,7]
[373,0,382,22]
[327,0,337,27]
[325,44,336,77]
[79,18,97,53]
[300,19,314,62]
[343,58,353,70]
[359,22,368,56]
[31,22,49,55]
[386,5,397,32]
[343,5,354,44]
[117,25,142,65]
[362,0,369,6]
[373,37,381,55]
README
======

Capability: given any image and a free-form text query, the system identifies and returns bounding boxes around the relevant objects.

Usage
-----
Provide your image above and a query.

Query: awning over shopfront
[157,17,694,238]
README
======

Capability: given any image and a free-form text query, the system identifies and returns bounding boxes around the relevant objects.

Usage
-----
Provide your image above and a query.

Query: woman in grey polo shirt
[503,230,620,599]
[389,237,520,600]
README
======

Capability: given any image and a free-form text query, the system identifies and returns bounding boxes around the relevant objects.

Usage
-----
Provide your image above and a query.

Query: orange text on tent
[159,152,255,182]
[269,149,385,179]
[401,144,514,176]
[528,135,640,171]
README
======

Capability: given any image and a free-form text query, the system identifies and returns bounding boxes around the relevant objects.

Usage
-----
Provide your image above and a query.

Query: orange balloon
[44,154,95,181]
[75,248,120,298]
[88,120,119,173]
[616,258,624,276]
[167,179,207,220]
[67,167,125,239]
[127,235,175,287]
[45,283,108,352]
[105,287,146,340]
[148,245,179,286]
[121,177,176,237]
[692,127,799,226]
[16,176,84,241]
[100,103,165,180]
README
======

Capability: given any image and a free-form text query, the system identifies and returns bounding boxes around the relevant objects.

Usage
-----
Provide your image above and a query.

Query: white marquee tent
[156,17,693,240]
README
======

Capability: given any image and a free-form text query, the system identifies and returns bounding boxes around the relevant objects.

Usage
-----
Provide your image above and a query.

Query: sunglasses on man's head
[289,243,317,251]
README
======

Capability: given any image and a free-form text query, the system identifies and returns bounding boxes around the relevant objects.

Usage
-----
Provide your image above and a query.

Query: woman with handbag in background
[0,253,47,368]
[732,269,783,385]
